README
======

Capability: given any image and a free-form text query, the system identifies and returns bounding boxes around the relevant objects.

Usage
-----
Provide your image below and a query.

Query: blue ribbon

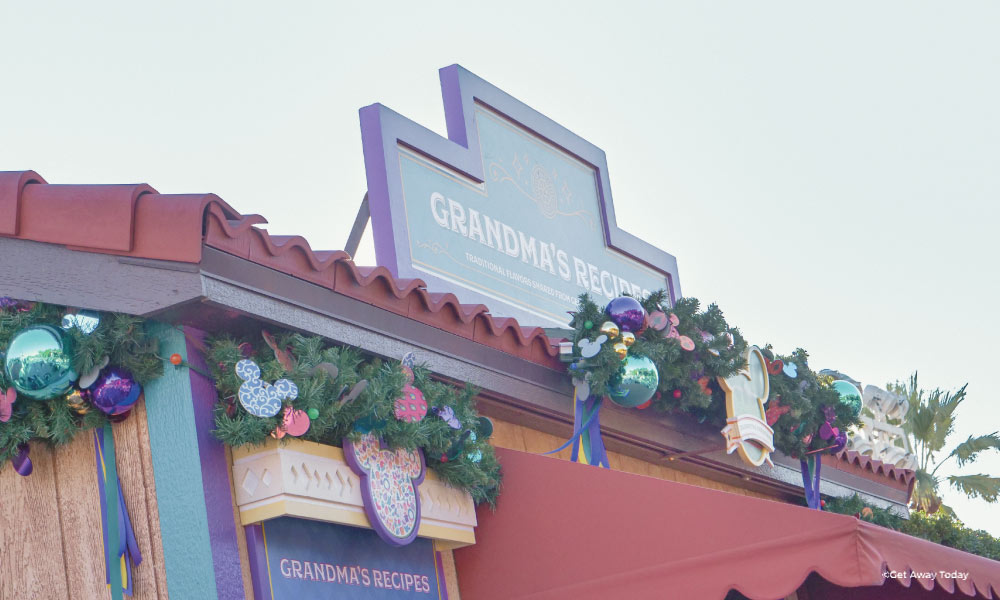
[801,455,822,510]
[545,390,610,469]
[94,427,142,597]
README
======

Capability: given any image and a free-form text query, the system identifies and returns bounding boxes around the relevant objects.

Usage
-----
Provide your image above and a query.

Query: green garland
[208,333,502,506]
[825,494,1000,560]
[566,291,862,459]
[0,301,162,465]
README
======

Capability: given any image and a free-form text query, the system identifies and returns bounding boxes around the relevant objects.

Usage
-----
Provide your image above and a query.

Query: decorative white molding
[848,385,917,470]
[231,439,477,548]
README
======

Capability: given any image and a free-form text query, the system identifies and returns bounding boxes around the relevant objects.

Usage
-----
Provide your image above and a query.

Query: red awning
[455,448,1000,599]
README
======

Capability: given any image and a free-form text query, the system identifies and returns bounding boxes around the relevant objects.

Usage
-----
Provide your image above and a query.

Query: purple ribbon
[801,455,822,509]
[94,429,142,596]
[12,444,32,476]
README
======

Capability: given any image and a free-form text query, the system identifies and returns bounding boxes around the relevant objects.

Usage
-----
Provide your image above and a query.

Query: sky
[2,2,998,534]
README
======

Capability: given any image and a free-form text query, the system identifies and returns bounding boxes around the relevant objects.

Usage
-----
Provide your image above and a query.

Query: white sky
[2,1,998,535]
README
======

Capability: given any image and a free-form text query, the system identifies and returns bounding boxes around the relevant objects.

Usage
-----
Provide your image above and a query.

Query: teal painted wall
[143,323,219,599]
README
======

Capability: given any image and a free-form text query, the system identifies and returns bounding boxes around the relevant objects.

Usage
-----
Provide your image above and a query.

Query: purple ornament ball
[604,296,647,333]
[83,367,142,416]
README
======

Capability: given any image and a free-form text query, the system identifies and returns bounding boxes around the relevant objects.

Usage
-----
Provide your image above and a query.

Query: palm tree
[890,373,1000,514]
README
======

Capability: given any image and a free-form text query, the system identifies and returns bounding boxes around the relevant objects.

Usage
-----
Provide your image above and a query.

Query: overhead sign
[361,65,680,326]
[259,517,444,599]
[719,346,775,467]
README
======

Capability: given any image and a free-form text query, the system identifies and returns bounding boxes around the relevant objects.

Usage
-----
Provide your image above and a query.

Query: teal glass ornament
[4,325,78,400]
[832,380,863,419]
[608,355,659,408]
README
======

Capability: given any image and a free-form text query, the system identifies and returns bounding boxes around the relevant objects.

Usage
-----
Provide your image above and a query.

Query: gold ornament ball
[621,332,636,347]
[65,390,89,415]
[600,321,620,339]
[613,342,629,359]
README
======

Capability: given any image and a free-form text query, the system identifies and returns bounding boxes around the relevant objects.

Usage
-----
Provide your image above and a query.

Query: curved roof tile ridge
[834,449,915,487]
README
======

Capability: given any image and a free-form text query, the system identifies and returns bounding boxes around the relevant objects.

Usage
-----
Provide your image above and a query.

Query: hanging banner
[361,65,680,326]
[260,517,445,599]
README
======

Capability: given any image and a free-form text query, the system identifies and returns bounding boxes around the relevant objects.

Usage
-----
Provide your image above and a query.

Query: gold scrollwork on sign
[487,153,596,230]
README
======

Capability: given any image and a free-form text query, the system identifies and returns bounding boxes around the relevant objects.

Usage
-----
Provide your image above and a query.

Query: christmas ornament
[66,390,90,415]
[340,380,368,405]
[621,332,636,347]
[84,367,142,416]
[434,405,462,429]
[765,357,784,376]
[235,359,297,418]
[599,321,619,339]
[393,354,428,423]
[261,330,296,371]
[783,362,798,378]
[608,355,659,407]
[466,431,482,463]
[678,336,695,351]
[831,380,863,419]
[647,311,668,331]
[583,320,593,330]
[272,407,311,439]
[169,353,183,366]
[671,389,682,399]
[605,296,647,333]
[612,342,629,359]
[61,310,100,335]
[765,397,790,426]
[79,356,110,389]
[310,362,339,380]
[577,335,607,358]
[343,433,425,546]
[0,387,15,422]
[635,399,652,410]
[4,325,78,400]
[307,408,319,419]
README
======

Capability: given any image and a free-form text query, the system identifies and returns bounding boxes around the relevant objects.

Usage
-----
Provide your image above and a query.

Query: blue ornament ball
[605,297,647,333]
[831,380,863,419]
[608,355,659,408]
[83,367,142,416]
[4,325,78,400]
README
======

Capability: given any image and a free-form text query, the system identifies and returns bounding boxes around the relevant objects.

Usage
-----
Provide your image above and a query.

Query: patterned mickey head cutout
[344,433,425,546]
[235,359,298,418]
[577,335,608,358]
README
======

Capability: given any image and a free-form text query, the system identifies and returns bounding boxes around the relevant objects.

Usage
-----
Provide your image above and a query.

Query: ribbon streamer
[545,384,610,469]
[800,455,822,510]
[12,443,32,476]
[94,427,143,597]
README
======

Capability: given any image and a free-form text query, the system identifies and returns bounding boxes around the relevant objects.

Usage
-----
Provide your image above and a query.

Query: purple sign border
[343,435,427,547]
[360,64,680,320]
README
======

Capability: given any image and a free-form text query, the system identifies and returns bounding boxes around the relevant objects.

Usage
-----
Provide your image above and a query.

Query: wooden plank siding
[0,398,167,600]
[489,418,781,501]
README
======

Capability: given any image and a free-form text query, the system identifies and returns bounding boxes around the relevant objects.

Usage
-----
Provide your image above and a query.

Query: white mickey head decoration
[577,335,608,358]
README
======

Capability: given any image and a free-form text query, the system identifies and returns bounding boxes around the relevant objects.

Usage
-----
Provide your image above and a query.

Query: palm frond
[949,433,1000,468]
[947,474,1000,503]
[911,469,942,513]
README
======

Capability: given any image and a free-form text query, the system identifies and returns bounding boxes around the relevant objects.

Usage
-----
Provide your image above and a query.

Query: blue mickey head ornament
[235,359,298,418]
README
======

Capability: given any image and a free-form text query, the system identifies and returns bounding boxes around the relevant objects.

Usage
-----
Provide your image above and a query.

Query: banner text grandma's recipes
[279,558,433,593]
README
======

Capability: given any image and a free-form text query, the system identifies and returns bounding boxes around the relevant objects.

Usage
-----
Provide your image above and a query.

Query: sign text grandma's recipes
[261,517,444,599]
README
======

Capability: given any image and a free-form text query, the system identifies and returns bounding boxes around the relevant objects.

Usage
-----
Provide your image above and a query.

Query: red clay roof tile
[0,170,911,483]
